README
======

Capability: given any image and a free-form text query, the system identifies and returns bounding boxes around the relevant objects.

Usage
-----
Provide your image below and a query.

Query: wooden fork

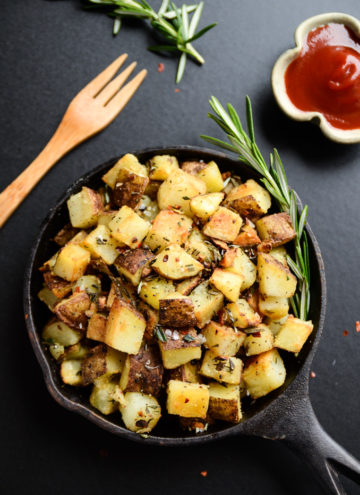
[0,54,147,228]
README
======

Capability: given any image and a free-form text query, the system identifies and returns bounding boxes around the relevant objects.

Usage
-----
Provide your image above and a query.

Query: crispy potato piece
[120,345,163,396]
[221,247,257,291]
[256,212,296,247]
[258,253,297,298]
[167,380,209,419]
[190,192,224,220]
[196,161,224,192]
[149,155,179,180]
[90,376,120,415]
[233,224,261,247]
[42,319,82,347]
[109,206,150,249]
[274,316,313,353]
[151,244,203,280]
[114,248,154,286]
[181,161,207,175]
[113,172,149,209]
[53,244,90,282]
[203,207,243,243]
[185,228,214,265]
[97,210,117,228]
[209,382,242,423]
[159,292,197,327]
[158,329,202,369]
[139,276,175,310]
[120,392,161,433]
[201,321,245,356]
[269,246,288,266]
[265,315,289,336]
[189,281,224,328]
[84,225,120,265]
[54,292,91,331]
[43,271,73,299]
[168,362,201,383]
[200,351,243,385]
[143,210,192,252]
[258,295,289,319]
[209,268,243,302]
[176,275,202,295]
[81,344,125,386]
[243,324,274,356]
[67,186,103,229]
[243,349,286,399]
[225,179,271,217]
[102,154,147,189]
[72,275,101,298]
[105,297,146,354]
[225,299,262,329]
[60,359,84,386]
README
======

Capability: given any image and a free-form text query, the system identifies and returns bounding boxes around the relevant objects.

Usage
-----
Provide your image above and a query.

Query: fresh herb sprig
[86,0,216,83]
[201,96,310,320]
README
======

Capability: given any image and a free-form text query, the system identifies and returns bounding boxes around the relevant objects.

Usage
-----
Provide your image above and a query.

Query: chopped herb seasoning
[154,326,167,343]
[183,334,195,343]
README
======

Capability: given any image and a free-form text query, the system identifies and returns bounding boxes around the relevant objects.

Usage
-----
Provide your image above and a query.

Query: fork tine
[96,61,137,105]
[83,53,128,97]
[105,69,147,116]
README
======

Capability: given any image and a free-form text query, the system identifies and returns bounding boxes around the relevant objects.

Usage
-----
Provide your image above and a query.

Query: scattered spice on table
[174,88,181,93]
[200,470,208,477]
[356,321,360,333]
[343,330,349,337]
[158,63,165,73]
[310,371,316,379]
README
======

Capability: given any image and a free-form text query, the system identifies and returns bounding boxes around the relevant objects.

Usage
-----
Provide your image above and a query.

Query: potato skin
[137,300,159,343]
[256,212,296,247]
[114,248,154,285]
[113,173,149,209]
[159,296,197,327]
[54,292,91,331]
[82,344,108,386]
[120,345,163,396]
[181,161,207,175]
[43,270,73,299]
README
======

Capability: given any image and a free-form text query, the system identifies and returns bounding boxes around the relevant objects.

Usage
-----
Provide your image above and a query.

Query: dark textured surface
[1,1,360,494]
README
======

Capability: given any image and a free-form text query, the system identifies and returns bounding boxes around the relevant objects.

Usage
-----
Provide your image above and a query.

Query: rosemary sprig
[86,0,216,83]
[201,96,311,320]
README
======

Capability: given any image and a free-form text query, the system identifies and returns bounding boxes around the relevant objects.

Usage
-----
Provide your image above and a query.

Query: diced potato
[43,271,73,299]
[226,299,262,328]
[143,210,192,252]
[188,281,224,328]
[159,292,197,327]
[258,295,289,319]
[243,324,274,356]
[120,392,161,433]
[87,313,107,342]
[97,211,117,228]
[139,276,175,310]
[168,362,201,383]
[243,349,286,399]
[157,169,206,216]
[67,230,88,246]
[176,275,202,295]
[54,292,90,331]
[83,225,120,265]
[112,172,149,209]
[209,382,242,423]
[137,195,159,222]
[274,316,313,353]
[225,179,271,216]
[196,161,224,192]
[42,319,82,347]
[265,315,289,336]
[105,297,146,354]
[53,244,90,282]
[181,161,207,175]
[60,359,83,386]
[233,224,261,247]
[64,342,89,360]
[269,246,288,266]
[148,155,179,180]
[167,380,209,419]
[114,248,154,285]
[49,343,65,361]
[221,247,257,290]
[90,376,119,415]
[72,275,101,298]
[120,346,163,396]
[109,206,150,249]
[256,213,296,247]
[158,330,202,369]
[151,244,203,280]
[38,287,60,312]
[67,186,103,229]
[82,344,125,385]
[203,207,243,242]
[258,253,297,298]
[102,154,147,189]
[209,268,243,302]
[190,192,224,220]
[200,351,243,385]
[185,229,214,265]
[201,321,245,356]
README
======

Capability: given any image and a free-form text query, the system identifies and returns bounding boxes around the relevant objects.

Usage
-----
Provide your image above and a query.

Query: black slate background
[1,1,360,494]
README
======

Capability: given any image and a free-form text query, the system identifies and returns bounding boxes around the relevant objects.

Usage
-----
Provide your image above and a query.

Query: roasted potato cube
[139,276,175,310]
[185,228,214,265]
[109,206,150,249]
[38,287,60,312]
[157,169,206,216]
[82,344,125,385]
[189,281,224,328]
[120,392,161,433]
[84,225,119,265]
[158,329,202,369]
[265,315,289,336]
[167,380,209,419]
[190,192,224,220]
[112,172,149,210]
[274,316,313,353]
[54,292,91,331]
[97,210,117,228]
[143,210,192,252]
[181,161,207,175]
[244,324,274,356]
[258,253,297,297]
[269,246,288,265]
[42,319,82,347]
[60,359,83,386]
[102,154,147,189]
[203,207,243,242]
[226,299,262,329]
[208,382,242,423]
[209,268,243,302]
[200,351,243,385]
[201,321,245,356]
[67,186,103,229]
[49,343,65,361]
[105,297,146,354]
[148,154,179,180]
[90,376,119,415]
[53,244,90,282]
[120,345,163,396]
[243,349,286,399]
[176,275,202,296]
[137,195,159,223]
[196,161,224,192]
[72,275,101,298]
[225,179,271,216]
[151,244,203,280]
[168,362,201,383]
[114,248,154,286]
[258,295,289,319]
[43,271,73,299]
[256,213,296,247]
[233,224,261,247]
[221,247,257,290]
[159,292,197,327]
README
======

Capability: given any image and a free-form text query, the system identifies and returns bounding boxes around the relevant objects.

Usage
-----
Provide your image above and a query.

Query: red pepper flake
[158,63,165,73]
[310,371,316,378]
[138,410,144,417]
[99,448,108,458]
[75,286,81,293]
[200,471,208,477]
[175,257,180,262]
[25,313,29,320]
[163,255,169,262]
[131,237,138,244]
[174,88,180,93]
[343,330,349,337]
[184,398,189,403]
[356,321,360,333]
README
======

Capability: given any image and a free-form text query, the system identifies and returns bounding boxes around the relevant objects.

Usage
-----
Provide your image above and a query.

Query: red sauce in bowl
[285,23,360,130]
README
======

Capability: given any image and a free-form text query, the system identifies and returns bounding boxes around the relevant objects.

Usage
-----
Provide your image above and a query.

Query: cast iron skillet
[24,146,360,494]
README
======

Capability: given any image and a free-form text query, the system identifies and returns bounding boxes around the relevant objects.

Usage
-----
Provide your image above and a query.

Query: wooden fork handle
[0,123,78,228]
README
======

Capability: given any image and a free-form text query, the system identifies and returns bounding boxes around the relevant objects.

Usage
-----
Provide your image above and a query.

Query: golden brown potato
[139,276,175,310]
[151,244,204,280]
[120,392,161,433]
[200,351,243,385]
[143,210,192,252]
[225,179,271,217]
[274,316,313,353]
[201,321,245,357]
[256,212,296,247]
[67,186,103,229]
[53,244,90,282]
[43,271,73,299]
[158,329,202,369]
[167,380,209,419]
[258,295,289,319]
[54,292,91,331]
[181,160,207,175]
[221,247,257,291]
[83,224,120,265]
[190,192,224,221]
[196,161,224,192]
[257,253,297,298]
[202,207,243,242]
[86,313,107,343]
[225,299,262,329]
[233,224,261,247]
[243,349,286,399]
[209,268,243,302]
[167,361,201,383]
[176,275,202,296]
[158,292,197,327]
[119,345,163,396]
[243,324,274,356]
[114,248,154,286]
[208,382,242,423]
[189,281,224,328]
[102,154,148,189]
[149,155,179,180]
[109,206,150,249]
[113,172,149,209]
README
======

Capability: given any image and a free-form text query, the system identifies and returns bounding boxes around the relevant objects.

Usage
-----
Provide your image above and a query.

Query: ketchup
[285,23,360,130]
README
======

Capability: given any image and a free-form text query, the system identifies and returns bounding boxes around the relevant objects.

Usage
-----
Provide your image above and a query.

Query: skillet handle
[280,399,360,494]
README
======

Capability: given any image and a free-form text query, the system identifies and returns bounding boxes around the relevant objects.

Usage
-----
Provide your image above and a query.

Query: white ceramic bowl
[272,12,360,144]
